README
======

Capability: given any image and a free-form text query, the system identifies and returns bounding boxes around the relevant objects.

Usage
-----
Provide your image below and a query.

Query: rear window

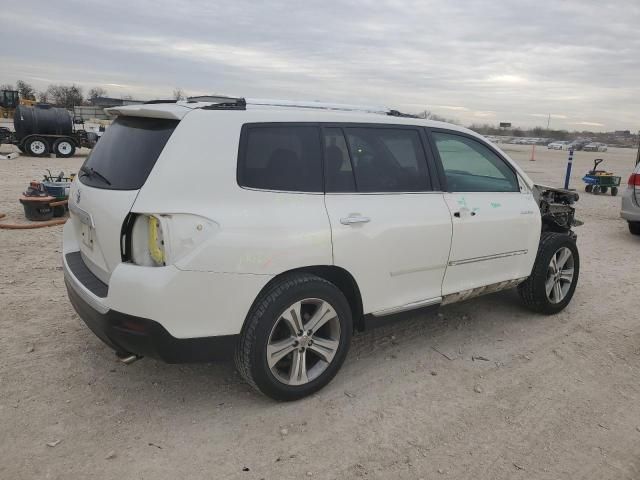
[79,116,179,190]
[238,125,322,192]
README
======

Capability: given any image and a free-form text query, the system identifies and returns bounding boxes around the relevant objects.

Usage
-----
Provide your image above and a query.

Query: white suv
[63,98,581,400]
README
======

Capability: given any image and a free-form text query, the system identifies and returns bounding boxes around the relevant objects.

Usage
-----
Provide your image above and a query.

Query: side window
[343,128,430,192]
[432,132,519,192]
[323,128,356,192]
[238,125,322,192]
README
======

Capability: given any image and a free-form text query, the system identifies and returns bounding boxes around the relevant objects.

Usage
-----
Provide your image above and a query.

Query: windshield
[79,116,179,190]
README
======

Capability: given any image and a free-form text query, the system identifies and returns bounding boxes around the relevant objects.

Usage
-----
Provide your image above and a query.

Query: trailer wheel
[585,184,593,193]
[53,138,76,158]
[610,186,618,196]
[25,137,49,157]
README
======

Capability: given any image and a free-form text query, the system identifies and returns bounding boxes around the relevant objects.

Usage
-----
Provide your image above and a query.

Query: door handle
[453,210,476,218]
[340,215,371,225]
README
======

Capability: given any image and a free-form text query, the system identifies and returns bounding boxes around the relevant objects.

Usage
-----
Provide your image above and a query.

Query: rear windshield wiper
[79,165,112,186]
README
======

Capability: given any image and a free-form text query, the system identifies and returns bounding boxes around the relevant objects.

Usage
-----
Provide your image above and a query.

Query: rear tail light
[122,214,167,267]
[628,173,640,187]
[121,213,216,267]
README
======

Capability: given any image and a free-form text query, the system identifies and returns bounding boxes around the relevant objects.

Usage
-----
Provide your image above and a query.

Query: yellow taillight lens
[147,215,166,265]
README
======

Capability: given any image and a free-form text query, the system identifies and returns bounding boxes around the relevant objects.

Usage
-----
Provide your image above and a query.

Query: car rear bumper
[61,246,258,363]
[65,276,238,363]
[621,189,640,222]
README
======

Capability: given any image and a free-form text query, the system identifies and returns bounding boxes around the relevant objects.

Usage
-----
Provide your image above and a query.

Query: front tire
[629,222,640,235]
[518,232,580,315]
[235,273,353,401]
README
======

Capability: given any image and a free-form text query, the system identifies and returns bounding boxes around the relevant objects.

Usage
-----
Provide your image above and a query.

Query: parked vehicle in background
[621,162,640,235]
[0,104,98,157]
[548,141,568,150]
[565,139,591,151]
[62,98,582,400]
[583,142,608,152]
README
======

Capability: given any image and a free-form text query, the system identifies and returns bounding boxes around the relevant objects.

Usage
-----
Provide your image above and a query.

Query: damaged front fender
[533,184,582,234]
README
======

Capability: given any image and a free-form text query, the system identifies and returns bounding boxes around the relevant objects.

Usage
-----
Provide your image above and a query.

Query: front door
[429,130,541,296]
[322,126,452,315]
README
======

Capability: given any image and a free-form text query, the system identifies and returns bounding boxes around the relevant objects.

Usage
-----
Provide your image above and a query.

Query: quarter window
[239,126,322,192]
[432,132,519,192]
[343,128,430,192]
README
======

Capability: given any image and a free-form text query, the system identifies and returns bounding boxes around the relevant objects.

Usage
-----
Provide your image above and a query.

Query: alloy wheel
[545,247,574,303]
[267,298,341,386]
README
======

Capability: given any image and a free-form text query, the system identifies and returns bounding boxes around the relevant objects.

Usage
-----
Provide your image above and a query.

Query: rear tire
[610,186,618,196]
[25,137,49,157]
[629,222,640,235]
[235,273,353,401]
[600,186,608,194]
[53,138,76,158]
[518,232,580,315]
[585,184,593,193]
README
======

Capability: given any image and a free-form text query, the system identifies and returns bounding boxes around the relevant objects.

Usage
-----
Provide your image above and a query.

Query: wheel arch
[244,265,365,333]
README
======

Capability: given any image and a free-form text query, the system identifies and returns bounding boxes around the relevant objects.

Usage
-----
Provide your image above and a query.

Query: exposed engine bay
[533,185,581,235]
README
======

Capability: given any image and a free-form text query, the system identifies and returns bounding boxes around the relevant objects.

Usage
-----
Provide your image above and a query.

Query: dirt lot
[1,143,639,480]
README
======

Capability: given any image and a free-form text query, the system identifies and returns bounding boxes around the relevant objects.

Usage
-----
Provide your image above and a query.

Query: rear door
[68,116,180,283]
[323,125,452,315]
[428,129,540,296]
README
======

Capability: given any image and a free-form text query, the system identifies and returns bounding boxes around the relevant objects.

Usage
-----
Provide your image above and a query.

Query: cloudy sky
[1,0,638,131]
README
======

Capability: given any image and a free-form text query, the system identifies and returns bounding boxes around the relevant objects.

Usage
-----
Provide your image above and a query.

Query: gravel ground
[1,143,639,480]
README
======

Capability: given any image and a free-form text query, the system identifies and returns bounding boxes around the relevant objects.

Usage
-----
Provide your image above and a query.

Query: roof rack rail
[387,109,419,118]
[200,98,247,110]
[245,98,390,115]
[187,95,238,103]
[144,99,178,105]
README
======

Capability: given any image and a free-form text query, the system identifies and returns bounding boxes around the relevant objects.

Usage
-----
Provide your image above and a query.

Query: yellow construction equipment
[0,90,36,118]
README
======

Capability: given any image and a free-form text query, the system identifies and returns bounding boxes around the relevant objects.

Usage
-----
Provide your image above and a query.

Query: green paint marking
[490,202,502,208]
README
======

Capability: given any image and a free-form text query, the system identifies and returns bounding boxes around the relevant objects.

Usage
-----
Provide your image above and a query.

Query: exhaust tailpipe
[116,351,142,365]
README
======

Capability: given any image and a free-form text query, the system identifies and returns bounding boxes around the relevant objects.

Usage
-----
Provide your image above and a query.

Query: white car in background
[583,142,608,152]
[548,141,568,150]
[62,98,582,400]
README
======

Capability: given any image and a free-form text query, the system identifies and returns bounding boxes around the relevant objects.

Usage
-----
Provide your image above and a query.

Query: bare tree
[172,88,186,100]
[37,90,49,103]
[417,110,447,122]
[45,84,84,108]
[88,86,108,102]
[16,80,36,100]
[0,83,14,91]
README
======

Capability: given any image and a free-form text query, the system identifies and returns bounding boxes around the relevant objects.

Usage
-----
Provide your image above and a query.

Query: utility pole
[547,113,551,130]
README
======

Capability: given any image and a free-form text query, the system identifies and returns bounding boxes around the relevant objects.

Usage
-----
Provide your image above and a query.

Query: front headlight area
[122,213,217,267]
